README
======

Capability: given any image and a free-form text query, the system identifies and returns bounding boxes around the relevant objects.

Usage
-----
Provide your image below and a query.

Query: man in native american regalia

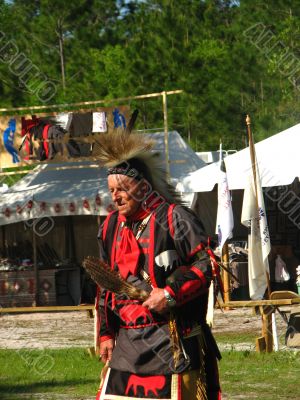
[93,129,222,400]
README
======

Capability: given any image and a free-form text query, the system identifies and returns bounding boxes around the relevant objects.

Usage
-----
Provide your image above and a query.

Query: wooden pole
[162,91,170,178]
[260,305,274,353]
[57,19,66,92]
[2,225,6,257]
[222,242,231,304]
[33,223,39,306]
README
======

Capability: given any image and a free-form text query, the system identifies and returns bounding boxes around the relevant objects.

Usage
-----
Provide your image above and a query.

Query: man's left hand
[142,288,168,314]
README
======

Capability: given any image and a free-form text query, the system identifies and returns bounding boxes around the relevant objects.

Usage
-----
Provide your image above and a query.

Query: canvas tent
[177,123,300,235]
[0,131,204,226]
[177,123,300,294]
[180,122,300,193]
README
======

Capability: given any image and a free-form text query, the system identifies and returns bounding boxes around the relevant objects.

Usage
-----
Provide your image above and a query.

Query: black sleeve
[165,206,213,305]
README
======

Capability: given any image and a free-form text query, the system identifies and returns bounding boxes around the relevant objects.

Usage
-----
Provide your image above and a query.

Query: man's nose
[111,190,119,201]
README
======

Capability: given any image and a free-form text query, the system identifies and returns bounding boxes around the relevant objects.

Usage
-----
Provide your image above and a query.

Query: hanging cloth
[275,254,290,282]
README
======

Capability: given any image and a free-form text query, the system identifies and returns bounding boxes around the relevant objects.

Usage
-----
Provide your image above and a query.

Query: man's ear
[141,179,152,196]
[131,179,151,201]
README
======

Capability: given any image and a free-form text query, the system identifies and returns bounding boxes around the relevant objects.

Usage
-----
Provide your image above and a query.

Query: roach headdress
[92,126,182,205]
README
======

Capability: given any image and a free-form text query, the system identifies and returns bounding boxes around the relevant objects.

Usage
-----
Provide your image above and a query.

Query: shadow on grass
[0,378,97,394]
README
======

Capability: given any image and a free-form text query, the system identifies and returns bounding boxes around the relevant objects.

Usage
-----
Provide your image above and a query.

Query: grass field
[0,348,100,399]
[0,348,299,399]
[220,350,300,399]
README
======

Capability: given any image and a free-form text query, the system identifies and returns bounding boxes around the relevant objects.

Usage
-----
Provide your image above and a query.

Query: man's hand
[142,288,168,314]
[99,338,114,363]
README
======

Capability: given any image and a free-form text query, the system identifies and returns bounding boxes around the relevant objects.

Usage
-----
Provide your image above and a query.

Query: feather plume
[83,256,149,301]
[92,129,154,167]
[92,129,183,205]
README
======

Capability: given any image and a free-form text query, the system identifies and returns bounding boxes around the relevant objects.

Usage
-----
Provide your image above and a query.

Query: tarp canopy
[180,123,300,192]
[0,131,203,225]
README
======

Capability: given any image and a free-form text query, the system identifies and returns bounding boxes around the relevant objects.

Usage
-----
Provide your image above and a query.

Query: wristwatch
[164,289,176,308]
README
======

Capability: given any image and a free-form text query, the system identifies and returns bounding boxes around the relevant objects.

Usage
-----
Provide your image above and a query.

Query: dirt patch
[0,306,291,350]
[213,306,294,351]
[0,311,94,350]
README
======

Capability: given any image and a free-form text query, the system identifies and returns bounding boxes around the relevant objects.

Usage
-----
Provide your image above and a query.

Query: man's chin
[117,207,129,216]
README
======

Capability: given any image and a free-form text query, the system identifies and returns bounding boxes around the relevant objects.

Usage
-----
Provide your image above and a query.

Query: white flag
[241,155,271,300]
[215,145,234,250]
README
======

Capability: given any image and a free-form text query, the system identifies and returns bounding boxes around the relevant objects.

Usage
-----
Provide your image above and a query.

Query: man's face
[108,174,144,217]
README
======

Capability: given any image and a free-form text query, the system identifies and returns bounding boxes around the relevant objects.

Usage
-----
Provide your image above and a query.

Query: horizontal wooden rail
[2,299,299,313]
[0,304,94,313]
[223,298,300,307]
[0,90,184,113]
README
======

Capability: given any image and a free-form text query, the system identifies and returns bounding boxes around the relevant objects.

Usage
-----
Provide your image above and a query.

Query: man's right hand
[99,338,114,363]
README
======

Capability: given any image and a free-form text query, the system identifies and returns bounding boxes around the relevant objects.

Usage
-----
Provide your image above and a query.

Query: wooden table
[222,292,300,352]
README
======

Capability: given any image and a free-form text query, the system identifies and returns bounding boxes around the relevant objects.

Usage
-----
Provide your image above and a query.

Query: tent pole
[162,91,170,179]
[65,216,76,262]
[2,225,6,257]
[33,223,39,306]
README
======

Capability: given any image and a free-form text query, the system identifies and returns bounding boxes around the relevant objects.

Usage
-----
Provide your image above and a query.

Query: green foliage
[1,0,300,150]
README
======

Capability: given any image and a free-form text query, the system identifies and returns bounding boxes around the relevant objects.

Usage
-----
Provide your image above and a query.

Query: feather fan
[83,256,149,301]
